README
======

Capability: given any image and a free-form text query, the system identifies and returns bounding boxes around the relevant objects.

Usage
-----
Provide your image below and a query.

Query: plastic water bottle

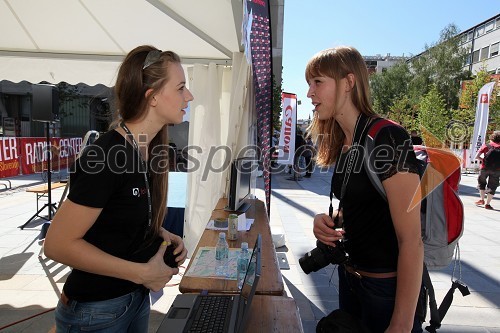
[237,242,250,289]
[215,232,229,277]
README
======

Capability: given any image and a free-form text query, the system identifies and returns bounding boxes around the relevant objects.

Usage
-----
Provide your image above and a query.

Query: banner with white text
[470,81,496,160]
[19,137,82,175]
[0,137,21,178]
[278,92,297,165]
[0,137,82,178]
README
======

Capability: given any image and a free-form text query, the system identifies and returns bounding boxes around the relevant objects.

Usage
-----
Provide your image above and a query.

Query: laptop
[157,234,262,333]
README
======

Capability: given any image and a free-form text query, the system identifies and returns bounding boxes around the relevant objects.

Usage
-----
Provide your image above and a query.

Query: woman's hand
[142,241,179,292]
[312,213,344,247]
[160,228,188,266]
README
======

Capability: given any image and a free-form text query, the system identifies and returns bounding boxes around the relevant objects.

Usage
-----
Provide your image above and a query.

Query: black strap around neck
[329,114,374,219]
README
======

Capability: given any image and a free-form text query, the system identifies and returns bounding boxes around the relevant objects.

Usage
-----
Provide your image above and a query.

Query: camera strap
[329,113,373,219]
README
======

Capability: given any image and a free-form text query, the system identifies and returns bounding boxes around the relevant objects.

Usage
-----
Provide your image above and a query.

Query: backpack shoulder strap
[423,264,441,332]
[424,263,471,332]
[363,118,401,201]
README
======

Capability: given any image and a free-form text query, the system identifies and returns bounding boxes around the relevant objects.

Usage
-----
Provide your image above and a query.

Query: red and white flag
[278,92,297,165]
[470,81,496,160]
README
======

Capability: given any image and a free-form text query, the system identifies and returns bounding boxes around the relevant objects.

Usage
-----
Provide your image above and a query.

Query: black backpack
[483,144,500,170]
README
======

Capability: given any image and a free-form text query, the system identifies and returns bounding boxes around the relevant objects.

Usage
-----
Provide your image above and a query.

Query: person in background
[303,136,315,178]
[474,130,500,210]
[410,130,423,146]
[306,46,423,332]
[293,128,306,178]
[44,45,193,332]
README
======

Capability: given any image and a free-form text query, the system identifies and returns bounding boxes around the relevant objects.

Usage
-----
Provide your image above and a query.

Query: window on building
[468,31,474,41]
[491,42,499,57]
[480,46,489,60]
[465,53,472,65]
[460,34,467,44]
[472,49,480,63]
[496,17,500,29]
[475,25,485,37]
[486,20,494,32]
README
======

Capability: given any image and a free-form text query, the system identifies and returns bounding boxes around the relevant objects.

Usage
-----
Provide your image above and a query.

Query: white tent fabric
[0,0,242,86]
[0,0,256,255]
[184,53,250,254]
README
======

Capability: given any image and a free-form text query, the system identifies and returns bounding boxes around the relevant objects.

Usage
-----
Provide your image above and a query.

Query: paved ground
[0,167,499,332]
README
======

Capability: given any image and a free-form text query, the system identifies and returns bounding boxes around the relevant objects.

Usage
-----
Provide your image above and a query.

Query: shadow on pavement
[0,253,35,280]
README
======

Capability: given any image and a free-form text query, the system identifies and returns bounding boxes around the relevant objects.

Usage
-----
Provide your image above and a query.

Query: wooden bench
[19,182,67,229]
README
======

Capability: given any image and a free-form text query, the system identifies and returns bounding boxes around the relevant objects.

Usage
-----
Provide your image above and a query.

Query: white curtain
[183,52,251,255]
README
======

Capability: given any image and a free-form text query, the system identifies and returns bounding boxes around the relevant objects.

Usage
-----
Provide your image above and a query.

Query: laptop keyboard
[186,295,233,333]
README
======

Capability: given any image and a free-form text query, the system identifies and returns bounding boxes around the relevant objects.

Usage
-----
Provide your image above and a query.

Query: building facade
[364,54,407,75]
[460,13,500,74]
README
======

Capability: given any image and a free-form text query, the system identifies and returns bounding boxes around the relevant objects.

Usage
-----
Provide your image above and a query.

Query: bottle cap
[241,242,248,250]
[219,232,226,239]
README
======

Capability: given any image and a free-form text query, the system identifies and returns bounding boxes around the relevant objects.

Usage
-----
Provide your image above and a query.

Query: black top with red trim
[64,130,162,302]
[332,118,419,271]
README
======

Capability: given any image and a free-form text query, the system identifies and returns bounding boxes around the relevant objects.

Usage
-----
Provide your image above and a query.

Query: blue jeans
[55,289,150,333]
[338,265,423,333]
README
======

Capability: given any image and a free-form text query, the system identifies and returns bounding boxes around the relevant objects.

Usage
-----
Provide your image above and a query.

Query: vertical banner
[0,137,20,178]
[278,93,297,165]
[470,82,496,160]
[246,0,272,216]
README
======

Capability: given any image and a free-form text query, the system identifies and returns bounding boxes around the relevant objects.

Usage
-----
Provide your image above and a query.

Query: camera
[299,210,348,274]
[163,244,180,268]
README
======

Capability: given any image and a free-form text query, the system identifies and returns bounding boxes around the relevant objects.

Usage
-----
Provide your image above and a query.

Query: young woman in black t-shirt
[305,46,423,333]
[45,45,192,332]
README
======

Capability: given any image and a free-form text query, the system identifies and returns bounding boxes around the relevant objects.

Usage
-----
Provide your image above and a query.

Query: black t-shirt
[64,130,162,302]
[332,120,419,271]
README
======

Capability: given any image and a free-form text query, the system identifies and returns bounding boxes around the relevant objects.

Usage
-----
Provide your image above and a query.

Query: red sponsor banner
[0,137,82,178]
[0,137,21,178]
[18,137,82,175]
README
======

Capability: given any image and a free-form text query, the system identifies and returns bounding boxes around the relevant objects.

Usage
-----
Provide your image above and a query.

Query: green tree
[456,66,500,131]
[418,85,449,141]
[408,24,469,110]
[56,82,84,118]
[370,24,467,118]
[387,95,417,130]
[370,61,412,114]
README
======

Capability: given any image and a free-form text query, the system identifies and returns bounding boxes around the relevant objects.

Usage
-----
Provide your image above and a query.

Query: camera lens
[299,240,348,274]
[299,243,334,274]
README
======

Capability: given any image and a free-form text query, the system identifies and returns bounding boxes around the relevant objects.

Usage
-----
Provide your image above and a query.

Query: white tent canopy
[0,0,278,255]
[0,0,243,86]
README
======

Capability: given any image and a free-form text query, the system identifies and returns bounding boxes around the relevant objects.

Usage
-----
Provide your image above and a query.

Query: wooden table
[179,198,284,296]
[19,182,67,229]
[243,296,304,333]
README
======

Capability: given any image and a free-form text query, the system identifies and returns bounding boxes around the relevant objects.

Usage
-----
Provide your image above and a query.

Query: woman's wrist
[129,261,147,285]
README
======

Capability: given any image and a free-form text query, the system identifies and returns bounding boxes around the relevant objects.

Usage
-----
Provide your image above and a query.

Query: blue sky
[282,0,499,120]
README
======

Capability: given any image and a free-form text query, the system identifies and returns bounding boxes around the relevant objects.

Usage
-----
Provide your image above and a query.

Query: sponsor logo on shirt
[132,187,147,197]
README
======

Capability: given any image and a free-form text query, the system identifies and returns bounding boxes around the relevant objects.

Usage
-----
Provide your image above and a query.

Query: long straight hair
[114,45,181,238]
[305,46,377,166]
